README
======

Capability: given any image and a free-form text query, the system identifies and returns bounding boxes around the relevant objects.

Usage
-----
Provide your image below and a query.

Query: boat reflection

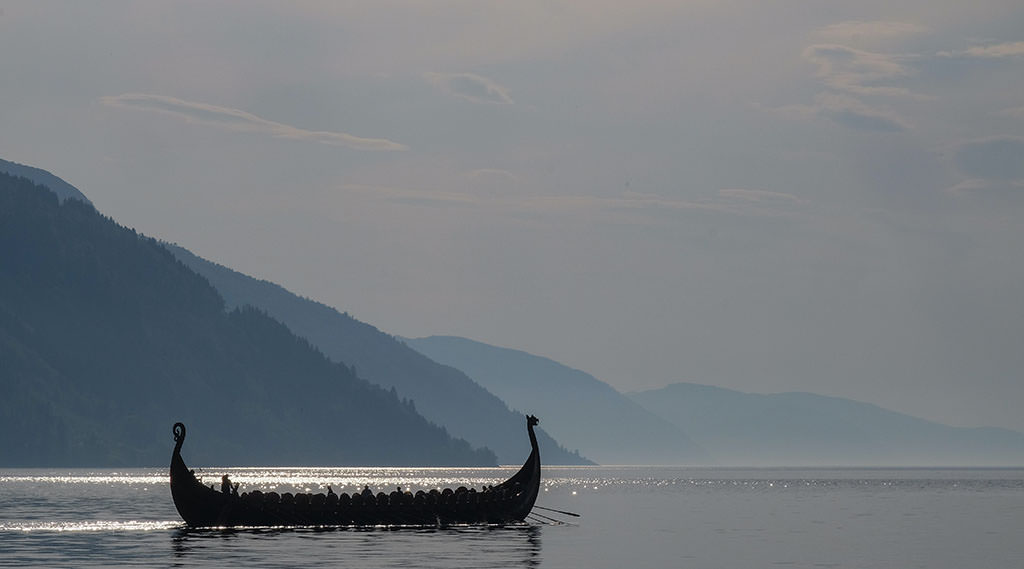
[171,523,542,568]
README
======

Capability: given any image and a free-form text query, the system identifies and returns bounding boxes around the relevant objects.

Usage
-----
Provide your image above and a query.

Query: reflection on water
[170,524,542,569]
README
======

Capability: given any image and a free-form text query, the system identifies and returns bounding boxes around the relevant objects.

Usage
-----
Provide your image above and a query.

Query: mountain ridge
[0,170,496,467]
[628,382,1024,466]
[166,245,590,465]
[0,158,92,206]
[403,335,707,464]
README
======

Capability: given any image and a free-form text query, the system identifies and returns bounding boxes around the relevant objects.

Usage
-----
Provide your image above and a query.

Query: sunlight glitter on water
[0,474,167,485]
[0,467,529,494]
[0,520,181,532]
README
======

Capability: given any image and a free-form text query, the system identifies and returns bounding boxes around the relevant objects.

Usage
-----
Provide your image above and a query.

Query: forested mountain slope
[0,172,495,467]
[168,245,590,465]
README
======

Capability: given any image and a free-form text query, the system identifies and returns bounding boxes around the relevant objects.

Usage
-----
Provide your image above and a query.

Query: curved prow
[492,414,542,521]
[170,422,190,483]
[170,422,223,527]
[527,414,539,451]
[173,422,186,455]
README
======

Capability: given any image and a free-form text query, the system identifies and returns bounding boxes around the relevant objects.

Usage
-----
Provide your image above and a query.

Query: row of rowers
[219,477,519,507]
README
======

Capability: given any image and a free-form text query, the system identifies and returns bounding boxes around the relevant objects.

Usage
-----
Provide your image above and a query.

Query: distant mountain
[0,171,495,467]
[167,245,590,465]
[404,336,707,465]
[628,382,1024,466]
[0,158,92,206]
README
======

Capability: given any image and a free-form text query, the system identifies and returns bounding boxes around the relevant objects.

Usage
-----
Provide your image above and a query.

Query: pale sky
[2,1,1023,430]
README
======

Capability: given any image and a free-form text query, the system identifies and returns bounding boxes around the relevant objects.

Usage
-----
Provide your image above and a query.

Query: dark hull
[169,418,541,528]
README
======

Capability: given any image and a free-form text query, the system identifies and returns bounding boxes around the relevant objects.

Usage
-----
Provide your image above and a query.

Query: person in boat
[361,485,373,498]
[221,475,231,494]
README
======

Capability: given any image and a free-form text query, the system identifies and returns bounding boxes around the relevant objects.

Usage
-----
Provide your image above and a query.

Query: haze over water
[3,2,1024,433]
[3,466,1023,568]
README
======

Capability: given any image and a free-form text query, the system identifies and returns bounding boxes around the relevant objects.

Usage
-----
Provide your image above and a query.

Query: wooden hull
[169,418,541,528]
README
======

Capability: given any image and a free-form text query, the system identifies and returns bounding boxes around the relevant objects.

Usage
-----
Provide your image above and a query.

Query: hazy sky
[3,2,1023,431]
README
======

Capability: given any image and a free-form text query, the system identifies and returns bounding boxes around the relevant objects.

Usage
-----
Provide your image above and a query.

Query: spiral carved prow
[173,422,186,455]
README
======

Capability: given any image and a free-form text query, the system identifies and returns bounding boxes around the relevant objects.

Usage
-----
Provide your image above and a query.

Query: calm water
[2,466,1023,568]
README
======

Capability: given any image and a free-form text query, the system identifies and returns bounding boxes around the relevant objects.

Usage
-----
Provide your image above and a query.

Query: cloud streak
[345,184,806,220]
[773,33,939,133]
[425,73,514,104]
[939,41,1024,59]
[802,44,923,99]
[999,106,1024,120]
[816,93,910,132]
[813,20,928,45]
[767,93,910,133]
[947,178,1024,200]
[947,137,1024,201]
[955,136,1024,181]
[101,93,408,151]
[718,189,807,206]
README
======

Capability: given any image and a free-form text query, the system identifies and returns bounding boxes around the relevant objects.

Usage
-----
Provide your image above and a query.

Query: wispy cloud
[718,189,807,206]
[802,44,924,99]
[954,136,1024,181]
[947,136,1024,201]
[463,169,519,183]
[947,178,1024,200]
[938,41,1024,59]
[813,20,928,44]
[999,106,1024,119]
[771,38,920,133]
[345,185,805,220]
[425,73,514,104]
[815,93,910,132]
[767,93,910,133]
[522,192,716,215]
[946,177,1024,207]
[461,169,522,193]
[101,93,408,151]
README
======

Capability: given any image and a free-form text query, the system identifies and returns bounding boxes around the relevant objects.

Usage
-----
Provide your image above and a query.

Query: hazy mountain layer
[629,382,1024,466]
[167,246,590,465]
[0,158,92,206]
[0,171,495,467]
[404,336,707,465]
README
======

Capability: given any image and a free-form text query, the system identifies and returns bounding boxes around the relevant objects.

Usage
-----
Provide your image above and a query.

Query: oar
[534,505,580,517]
[528,509,577,528]
[527,513,569,526]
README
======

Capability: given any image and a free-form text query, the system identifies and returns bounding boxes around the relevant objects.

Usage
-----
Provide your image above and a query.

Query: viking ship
[169,416,541,528]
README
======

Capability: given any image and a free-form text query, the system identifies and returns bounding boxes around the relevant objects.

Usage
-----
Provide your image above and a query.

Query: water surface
[2,466,1022,568]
